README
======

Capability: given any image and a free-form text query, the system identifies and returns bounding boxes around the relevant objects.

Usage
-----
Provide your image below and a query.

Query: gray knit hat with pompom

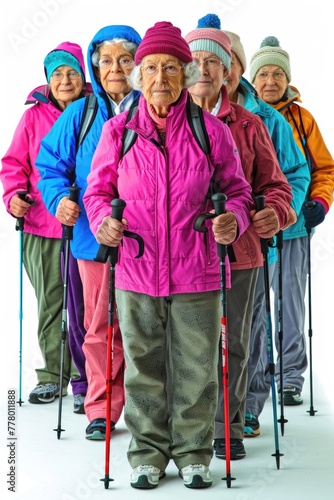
[249,36,291,83]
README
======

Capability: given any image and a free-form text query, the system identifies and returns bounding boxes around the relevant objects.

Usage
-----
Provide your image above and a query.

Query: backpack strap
[285,104,313,172]
[76,94,98,149]
[120,101,139,158]
[186,99,211,155]
[120,98,211,158]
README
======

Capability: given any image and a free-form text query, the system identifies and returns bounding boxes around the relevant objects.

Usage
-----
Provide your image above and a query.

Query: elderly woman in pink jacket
[0,42,91,412]
[84,21,252,490]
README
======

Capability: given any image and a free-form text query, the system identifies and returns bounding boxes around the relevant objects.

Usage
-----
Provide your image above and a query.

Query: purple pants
[61,245,87,395]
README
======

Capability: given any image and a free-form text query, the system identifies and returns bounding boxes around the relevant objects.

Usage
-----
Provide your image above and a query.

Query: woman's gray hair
[91,38,139,67]
[128,60,200,91]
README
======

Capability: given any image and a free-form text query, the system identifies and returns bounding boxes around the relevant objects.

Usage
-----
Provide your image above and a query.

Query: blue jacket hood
[239,77,277,120]
[87,25,142,98]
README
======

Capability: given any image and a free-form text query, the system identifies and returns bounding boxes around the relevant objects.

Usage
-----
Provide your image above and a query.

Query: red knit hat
[134,21,193,65]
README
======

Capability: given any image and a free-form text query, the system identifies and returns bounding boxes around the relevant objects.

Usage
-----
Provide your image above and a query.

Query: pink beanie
[185,14,232,70]
[135,21,193,65]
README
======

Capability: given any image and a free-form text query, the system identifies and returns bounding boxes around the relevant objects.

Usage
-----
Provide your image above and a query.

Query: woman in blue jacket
[36,24,142,440]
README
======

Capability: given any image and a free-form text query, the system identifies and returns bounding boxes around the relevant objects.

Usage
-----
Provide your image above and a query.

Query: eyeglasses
[141,63,184,77]
[51,71,81,81]
[193,58,223,70]
[98,57,134,69]
[256,70,286,81]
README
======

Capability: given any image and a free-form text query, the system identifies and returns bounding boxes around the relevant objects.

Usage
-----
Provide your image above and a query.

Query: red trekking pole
[212,193,235,488]
[194,193,235,488]
[94,199,144,489]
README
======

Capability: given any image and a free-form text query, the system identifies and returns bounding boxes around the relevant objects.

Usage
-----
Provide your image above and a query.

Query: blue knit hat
[44,42,85,83]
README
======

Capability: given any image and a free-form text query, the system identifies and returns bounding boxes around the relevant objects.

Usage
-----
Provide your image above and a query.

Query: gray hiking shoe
[28,383,67,404]
[179,464,212,488]
[130,465,166,489]
[73,393,85,414]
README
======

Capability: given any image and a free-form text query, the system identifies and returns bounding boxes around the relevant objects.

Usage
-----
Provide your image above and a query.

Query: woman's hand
[250,206,280,239]
[96,216,128,247]
[212,212,237,245]
[56,196,81,226]
[9,194,31,218]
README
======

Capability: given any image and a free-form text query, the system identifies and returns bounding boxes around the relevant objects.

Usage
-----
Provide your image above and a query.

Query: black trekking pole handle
[254,195,269,256]
[303,200,316,235]
[94,199,126,264]
[63,183,81,240]
[303,200,316,210]
[276,229,283,251]
[109,199,126,266]
[94,199,145,264]
[212,193,227,259]
[16,191,28,232]
[16,191,35,232]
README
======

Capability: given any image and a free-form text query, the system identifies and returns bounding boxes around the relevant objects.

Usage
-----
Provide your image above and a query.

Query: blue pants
[246,237,308,417]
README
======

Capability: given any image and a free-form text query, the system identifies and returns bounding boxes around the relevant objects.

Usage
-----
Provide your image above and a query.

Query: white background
[0,1,333,499]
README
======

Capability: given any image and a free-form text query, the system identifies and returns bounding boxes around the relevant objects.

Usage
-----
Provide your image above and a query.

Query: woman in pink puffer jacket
[84,21,252,490]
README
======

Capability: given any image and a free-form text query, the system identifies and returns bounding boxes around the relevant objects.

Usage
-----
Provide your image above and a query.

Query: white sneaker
[179,464,212,488]
[130,465,165,489]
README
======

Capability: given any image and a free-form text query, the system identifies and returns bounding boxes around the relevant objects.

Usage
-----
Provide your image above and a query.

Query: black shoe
[85,418,115,440]
[278,386,303,406]
[214,438,246,460]
[244,413,260,437]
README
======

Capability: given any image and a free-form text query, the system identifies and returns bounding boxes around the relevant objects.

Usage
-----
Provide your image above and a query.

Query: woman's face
[94,43,134,103]
[188,50,226,100]
[253,65,288,104]
[224,52,243,99]
[141,54,184,117]
[49,65,83,109]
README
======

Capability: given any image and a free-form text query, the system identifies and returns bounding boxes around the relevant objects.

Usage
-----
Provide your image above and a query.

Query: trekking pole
[276,230,288,435]
[54,183,81,439]
[303,201,317,416]
[194,193,235,488]
[15,191,28,406]
[254,195,283,469]
[94,199,144,489]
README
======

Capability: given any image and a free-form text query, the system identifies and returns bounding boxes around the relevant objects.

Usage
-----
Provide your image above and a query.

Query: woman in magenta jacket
[84,21,252,490]
[0,42,91,411]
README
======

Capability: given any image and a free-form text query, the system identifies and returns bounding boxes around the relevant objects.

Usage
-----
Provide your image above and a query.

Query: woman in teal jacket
[223,29,311,436]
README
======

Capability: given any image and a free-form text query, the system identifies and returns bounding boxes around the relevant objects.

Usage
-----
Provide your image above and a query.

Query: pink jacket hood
[44,41,86,83]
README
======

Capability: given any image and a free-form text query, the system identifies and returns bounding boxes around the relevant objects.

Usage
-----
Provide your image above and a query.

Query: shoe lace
[136,465,159,473]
